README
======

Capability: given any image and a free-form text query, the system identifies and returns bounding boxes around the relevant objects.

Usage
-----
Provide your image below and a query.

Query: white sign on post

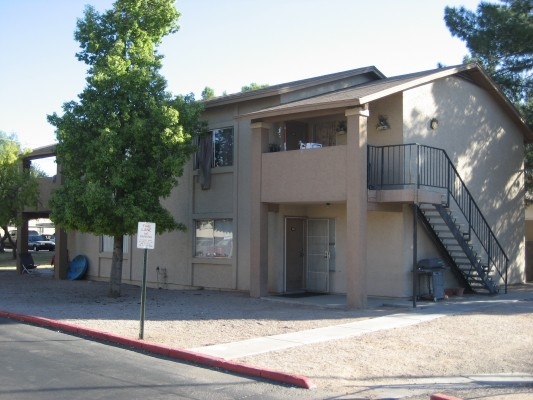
[137,222,156,249]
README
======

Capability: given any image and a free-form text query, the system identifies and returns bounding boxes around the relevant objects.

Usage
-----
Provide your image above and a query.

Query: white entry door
[306,219,329,293]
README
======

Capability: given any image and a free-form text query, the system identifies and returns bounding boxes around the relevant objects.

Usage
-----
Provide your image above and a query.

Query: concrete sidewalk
[191,312,445,359]
[191,290,533,361]
[186,291,533,399]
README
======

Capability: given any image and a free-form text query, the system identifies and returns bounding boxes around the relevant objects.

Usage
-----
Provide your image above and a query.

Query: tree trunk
[108,235,124,298]
[0,225,8,252]
[1,225,16,258]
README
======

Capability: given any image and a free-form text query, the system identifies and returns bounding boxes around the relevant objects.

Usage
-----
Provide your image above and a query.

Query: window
[196,128,234,169]
[213,128,233,167]
[101,235,129,253]
[195,219,233,258]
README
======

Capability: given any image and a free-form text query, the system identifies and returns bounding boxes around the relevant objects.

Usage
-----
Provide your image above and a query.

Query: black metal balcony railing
[367,143,508,291]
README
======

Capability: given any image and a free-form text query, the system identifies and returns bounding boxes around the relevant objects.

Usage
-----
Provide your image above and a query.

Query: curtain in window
[198,133,213,190]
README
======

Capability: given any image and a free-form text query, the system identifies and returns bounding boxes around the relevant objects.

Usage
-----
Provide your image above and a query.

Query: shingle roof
[241,63,532,141]
[203,66,386,107]
[243,65,466,117]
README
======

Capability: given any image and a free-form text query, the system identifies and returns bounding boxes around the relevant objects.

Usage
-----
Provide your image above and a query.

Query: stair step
[440,237,459,242]
[448,246,474,252]
[452,254,480,261]
[424,213,450,220]
[448,253,468,258]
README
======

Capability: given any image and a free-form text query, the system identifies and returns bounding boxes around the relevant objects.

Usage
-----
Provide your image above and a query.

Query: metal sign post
[137,221,155,340]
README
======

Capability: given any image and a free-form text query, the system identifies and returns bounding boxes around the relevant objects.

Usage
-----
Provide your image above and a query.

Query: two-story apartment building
[23,63,532,308]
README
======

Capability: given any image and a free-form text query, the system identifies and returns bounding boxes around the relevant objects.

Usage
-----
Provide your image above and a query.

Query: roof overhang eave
[240,99,363,121]
[22,144,57,160]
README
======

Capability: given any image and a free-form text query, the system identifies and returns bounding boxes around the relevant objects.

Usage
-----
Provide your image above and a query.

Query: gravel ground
[1,265,532,399]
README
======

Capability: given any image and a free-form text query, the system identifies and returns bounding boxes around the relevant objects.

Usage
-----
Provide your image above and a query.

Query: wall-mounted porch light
[336,121,346,135]
[376,115,390,131]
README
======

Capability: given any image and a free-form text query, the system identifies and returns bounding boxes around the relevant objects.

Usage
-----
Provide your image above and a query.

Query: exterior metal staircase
[417,203,499,294]
[368,143,508,294]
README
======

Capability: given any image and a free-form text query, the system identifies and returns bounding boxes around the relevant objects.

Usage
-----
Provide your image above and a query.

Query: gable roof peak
[203,65,386,107]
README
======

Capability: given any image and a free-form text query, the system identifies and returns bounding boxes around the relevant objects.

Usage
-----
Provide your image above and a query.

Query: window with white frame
[194,219,233,258]
[101,235,129,253]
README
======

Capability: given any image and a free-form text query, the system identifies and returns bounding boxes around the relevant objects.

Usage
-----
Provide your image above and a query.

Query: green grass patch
[0,250,55,269]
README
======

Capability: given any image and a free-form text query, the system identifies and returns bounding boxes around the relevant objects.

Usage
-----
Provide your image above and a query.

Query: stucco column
[345,106,369,309]
[249,122,269,297]
[15,219,30,274]
[53,165,69,279]
[54,229,68,280]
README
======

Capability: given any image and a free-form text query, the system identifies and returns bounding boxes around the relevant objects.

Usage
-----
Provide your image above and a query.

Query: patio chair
[19,252,38,275]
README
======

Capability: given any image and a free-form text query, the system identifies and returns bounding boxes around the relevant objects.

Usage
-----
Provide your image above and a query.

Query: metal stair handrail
[368,143,508,291]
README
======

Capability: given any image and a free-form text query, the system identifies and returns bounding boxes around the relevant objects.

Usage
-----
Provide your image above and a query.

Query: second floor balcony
[261,145,347,203]
[260,143,449,205]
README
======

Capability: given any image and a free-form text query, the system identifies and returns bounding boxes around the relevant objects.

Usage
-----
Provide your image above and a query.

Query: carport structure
[15,145,68,279]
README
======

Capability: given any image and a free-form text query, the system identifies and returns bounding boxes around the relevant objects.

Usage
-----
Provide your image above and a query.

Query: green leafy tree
[444,0,533,195]
[0,132,41,255]
[241,82,269,92]
[48,0,197,297]
[172,93,207,135]
[201,86,215,100]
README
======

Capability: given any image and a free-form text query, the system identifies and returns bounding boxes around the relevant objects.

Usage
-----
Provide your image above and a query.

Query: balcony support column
[250,122,270,297]
[52,165,69,280]
[15,220,30,274]
[345,105,369,309]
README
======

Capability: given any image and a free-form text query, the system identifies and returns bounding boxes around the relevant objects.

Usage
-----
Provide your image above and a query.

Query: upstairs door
[285,121,308,151]
[306,219,330,293]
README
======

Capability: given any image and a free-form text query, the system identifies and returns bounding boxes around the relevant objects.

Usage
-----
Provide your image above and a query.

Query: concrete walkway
[191,311,444,359]
[191,290,533,362]
[188,290,533,398]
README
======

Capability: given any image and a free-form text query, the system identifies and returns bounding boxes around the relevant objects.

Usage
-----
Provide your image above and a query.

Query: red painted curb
[430,394,463,400]
[0,310,315,389]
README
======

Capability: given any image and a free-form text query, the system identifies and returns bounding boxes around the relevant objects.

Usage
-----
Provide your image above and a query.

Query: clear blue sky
[0,0,481,172]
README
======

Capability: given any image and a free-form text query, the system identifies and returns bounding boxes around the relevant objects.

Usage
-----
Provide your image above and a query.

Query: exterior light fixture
[376,115,390,131]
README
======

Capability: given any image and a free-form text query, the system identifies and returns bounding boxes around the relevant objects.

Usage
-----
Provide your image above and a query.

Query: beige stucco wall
[366,204,462,298]
[261,146,347,203]
[29,177,60,213]
[367,93,404,146]
[367,210,408,297]
[403,77,526,284]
